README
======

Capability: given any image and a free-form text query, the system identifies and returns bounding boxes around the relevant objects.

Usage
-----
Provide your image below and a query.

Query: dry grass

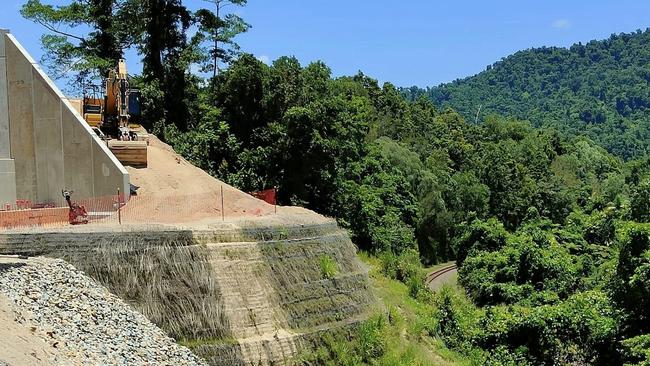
[75,237,231,341]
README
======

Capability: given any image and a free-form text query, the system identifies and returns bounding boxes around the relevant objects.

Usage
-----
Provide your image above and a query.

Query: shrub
[476,291,617,365]
[431,286,482,352]
[379,249,422,286]
[459,228,579,306]
[631,180,650,223]
[621,334,650,366]
[612,223,650,338]
[319,255,338,279]
[356,315,388,362]
[454,218,508,266]
[584,208,617,245]
[295,314,387,365]
[407,274,428,300]
[379,251,399,280]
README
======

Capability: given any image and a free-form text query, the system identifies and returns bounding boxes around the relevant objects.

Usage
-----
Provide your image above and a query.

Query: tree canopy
[402,29,650,160]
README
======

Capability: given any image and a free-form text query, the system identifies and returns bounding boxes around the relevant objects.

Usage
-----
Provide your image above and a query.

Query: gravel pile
[0,257,206,366]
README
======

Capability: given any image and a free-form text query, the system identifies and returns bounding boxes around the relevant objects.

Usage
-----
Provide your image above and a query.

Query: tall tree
[139,0,191,81]
[195,0,250,78]
[137,0,192,131]
[21,0,133,81]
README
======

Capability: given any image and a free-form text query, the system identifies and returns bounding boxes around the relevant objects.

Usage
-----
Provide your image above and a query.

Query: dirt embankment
[122,136,311,224]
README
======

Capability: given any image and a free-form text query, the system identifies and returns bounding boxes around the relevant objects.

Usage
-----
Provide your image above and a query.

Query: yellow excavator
[81,59,148,167]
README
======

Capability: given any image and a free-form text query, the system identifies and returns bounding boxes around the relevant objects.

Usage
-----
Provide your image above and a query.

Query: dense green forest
[402,30,650,160]
[24,1,650,365]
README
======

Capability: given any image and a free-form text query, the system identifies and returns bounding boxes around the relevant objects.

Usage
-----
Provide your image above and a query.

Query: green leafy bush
[379,250,421,284]
[296,314,387,366]
[356,315,388,362]
[612,223,650,339]
[622,334,650,366]
[454,218,508,266]
[458,224,579,306]
[431,286,482,352]
[480,291,617,364]
[631,180,650,223]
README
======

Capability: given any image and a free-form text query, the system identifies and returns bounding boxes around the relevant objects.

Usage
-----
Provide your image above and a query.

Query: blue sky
[3,0,650,87]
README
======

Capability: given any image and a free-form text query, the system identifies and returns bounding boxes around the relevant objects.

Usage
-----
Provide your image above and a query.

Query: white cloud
[257,55,270,65]
[551,19,571,29]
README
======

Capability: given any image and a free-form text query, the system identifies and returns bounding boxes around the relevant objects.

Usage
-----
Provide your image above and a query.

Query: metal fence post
[117,188,122,225]
[221,185,225,221]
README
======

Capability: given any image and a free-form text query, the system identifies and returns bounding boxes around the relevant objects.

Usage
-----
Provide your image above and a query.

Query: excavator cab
[79,60,148,167]
[82,84,104,128]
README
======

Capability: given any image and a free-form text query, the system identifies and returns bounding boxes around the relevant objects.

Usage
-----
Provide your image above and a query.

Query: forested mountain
[402,29,650,160]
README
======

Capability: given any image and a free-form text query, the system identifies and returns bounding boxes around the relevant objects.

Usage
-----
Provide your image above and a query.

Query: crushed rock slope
[0,256,206,366]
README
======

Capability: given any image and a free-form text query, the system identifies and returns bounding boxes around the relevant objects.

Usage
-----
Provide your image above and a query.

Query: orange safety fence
[249,188,277,205]
[0,207,69,229]
[0,189,276,230]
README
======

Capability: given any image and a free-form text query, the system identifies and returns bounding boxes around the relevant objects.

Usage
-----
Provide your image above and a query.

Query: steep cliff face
[0,218,374,365]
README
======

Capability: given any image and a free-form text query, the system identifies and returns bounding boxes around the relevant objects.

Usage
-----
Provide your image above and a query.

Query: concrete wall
[0,29,17,205]
[0,29,129,206]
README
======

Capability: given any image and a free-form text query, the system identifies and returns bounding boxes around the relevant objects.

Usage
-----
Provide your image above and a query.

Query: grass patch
[319,254,338,279]
[362,253,470,365]
[295,252,471,366]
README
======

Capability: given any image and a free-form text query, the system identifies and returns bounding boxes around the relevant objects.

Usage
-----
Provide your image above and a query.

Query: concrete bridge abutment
[0,29,129,208]
[0,30,17,206]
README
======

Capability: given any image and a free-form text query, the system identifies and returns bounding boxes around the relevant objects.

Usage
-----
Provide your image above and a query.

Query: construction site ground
[119,135,319,226]
[0,293,61,366]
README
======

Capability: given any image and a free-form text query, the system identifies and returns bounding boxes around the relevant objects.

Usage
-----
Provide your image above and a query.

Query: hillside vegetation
[167,55,650,365]
[23,1,650,364]
[402,29,650,159]
[296,255,468,366]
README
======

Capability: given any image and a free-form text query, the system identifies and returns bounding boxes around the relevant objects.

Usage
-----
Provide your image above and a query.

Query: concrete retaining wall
[0,30,17,205]
[0,29,129,207]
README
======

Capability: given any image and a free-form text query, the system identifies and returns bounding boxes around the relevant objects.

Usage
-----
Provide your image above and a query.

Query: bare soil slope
[124,136,286,223]
[0,296,61,366]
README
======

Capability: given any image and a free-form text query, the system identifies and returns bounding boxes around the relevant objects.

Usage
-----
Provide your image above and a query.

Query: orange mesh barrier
[0,208,69,229]
[0,188,276,230]
[249,188,277,205]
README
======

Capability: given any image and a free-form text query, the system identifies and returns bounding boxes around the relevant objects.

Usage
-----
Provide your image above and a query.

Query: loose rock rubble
[0,257,206,366]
